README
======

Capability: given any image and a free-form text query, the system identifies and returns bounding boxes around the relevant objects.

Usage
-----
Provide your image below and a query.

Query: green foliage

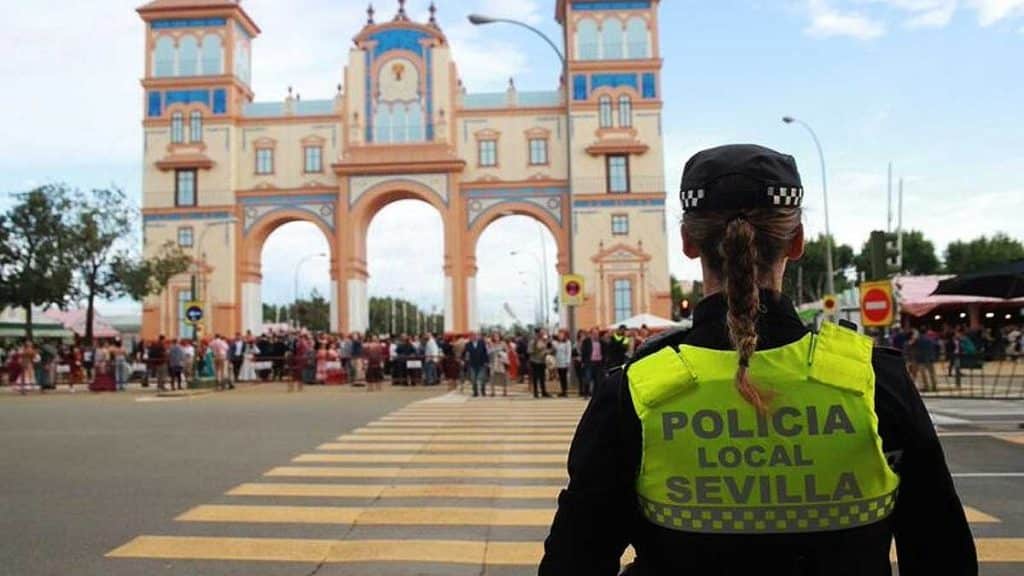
[944,233,1024,275]
[68,187,134,341]
[783,234,855,303]
[854,229,940,279]
[0,186,76,340]
[111,241,192,302]
[368,297,443,336]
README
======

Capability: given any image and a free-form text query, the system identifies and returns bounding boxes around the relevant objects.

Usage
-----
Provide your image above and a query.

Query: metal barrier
[918,353,1023,399]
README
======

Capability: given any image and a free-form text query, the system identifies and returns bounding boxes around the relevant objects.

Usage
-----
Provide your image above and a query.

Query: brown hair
[683,208,802,413]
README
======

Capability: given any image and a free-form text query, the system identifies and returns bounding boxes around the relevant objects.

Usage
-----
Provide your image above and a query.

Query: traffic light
[869,231,902,281]
[680,299,692,319]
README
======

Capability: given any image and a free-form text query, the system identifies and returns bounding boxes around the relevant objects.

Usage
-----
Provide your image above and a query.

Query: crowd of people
[0,324,658,397]
[880,323,1022,392]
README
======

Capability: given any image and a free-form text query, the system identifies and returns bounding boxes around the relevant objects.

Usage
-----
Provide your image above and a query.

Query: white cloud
[859,0,959,27]
[968,0,1024,25]
[806,0,888,38]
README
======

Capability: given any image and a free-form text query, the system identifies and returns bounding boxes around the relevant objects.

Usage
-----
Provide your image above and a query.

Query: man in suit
[463,332,490,397]
[229,333,246,384]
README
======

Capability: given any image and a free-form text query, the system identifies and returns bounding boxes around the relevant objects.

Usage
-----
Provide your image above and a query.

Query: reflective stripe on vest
[628,322,900,535]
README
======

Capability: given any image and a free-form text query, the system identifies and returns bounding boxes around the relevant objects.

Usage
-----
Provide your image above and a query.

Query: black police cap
[680,144,804,212]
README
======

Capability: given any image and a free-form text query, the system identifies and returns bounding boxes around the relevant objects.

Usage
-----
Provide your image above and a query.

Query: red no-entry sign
[860,281,894,327]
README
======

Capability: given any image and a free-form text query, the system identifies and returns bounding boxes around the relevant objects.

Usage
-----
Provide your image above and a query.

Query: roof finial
[429,2,438,26]
[367,3,375,24]
[394,0,408,21]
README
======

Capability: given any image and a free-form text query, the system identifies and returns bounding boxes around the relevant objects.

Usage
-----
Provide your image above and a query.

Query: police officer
[539,145,977,575]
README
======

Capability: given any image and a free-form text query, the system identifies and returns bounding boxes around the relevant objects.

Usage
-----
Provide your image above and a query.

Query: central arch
[238,209,339,334]
[344,179,455,333]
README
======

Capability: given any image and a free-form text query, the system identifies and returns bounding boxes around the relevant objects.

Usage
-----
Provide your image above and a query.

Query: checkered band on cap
[768,186,804,207]
[639,491,898,534]
[681,189,705,210]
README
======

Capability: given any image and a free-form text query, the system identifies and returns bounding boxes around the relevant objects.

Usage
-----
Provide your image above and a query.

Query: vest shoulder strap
[628,345,697,411]
[809,321,875,396]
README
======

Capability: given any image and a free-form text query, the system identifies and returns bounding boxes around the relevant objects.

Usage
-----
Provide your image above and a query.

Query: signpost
[561,275,585,307]
[184,301,204,326]
[859,281,894,327]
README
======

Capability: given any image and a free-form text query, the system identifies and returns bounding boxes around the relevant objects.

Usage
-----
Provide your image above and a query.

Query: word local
[660,405,863,505]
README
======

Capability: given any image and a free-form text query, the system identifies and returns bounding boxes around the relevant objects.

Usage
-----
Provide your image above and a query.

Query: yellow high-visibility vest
[628,322,899,534]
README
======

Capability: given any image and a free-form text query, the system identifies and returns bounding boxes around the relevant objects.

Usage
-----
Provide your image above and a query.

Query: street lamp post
[783,116,836,298]
[512,250,549,327]
[293,252,327,329]
[470,13,575,335]
[192,218,238,341]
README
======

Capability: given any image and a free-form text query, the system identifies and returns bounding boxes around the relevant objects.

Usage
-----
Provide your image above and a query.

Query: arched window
[201,34,223,75]
[234,41,251,84]
[626,17,649,59]
[407,101,425,142]
[170,112,184,144]
[154,36,175,77]
[178,36,199,77]
[392,104,409,143]
[374,105,393,143]
[189,111,203,143]
[618,95,633,128]
[599,95,614,128]
[601,19,625,60]
[577,19,599,60]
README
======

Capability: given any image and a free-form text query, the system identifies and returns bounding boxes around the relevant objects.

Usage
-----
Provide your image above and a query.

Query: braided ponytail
[684,208,801,414]
[719,217,773,414]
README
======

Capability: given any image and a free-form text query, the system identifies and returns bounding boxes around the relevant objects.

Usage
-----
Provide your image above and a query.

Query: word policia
[659,404,866,506]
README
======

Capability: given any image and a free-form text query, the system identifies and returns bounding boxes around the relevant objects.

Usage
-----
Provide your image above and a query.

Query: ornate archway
[238,204,340,334]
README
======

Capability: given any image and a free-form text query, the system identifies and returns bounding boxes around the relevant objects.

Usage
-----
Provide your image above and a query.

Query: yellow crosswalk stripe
[368,421,579,427]
[366,420,577,428]
[350,427,576,435]
[964,506,1001,523]
[997,433,1024,446]
[293,453,566,464]
[226,482,562,499]
[265,466,567,479]
[178,504,555,526]
[317,442,569,452]
[336,433,572,442]
[106,535,1024,565]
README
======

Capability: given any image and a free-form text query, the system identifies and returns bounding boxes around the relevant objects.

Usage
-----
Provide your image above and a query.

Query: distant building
[138,0,670,338]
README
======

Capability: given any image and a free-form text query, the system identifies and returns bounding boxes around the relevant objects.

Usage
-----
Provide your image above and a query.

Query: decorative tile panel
[349,174,449,207]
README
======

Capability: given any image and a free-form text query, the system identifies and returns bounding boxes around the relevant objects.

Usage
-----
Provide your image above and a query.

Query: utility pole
[887,162,893,233]
[898,177,904,273]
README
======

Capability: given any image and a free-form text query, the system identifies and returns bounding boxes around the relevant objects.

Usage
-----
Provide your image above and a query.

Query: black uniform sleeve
[872,350,978,575]
[539,368,641,576]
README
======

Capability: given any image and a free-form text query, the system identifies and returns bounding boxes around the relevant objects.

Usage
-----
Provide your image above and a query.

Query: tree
[854,230,941,279]
[112,241,192,303]
[0,186,76,340]
[68,187,134,342]
[944,233,1024,275]
[291,288,330,332]
[783,234,855,303]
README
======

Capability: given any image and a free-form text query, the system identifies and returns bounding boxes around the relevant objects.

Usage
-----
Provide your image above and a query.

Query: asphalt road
[0,383,1021,576]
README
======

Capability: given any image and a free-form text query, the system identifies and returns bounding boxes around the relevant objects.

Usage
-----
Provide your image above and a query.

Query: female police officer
[539,145,976,575]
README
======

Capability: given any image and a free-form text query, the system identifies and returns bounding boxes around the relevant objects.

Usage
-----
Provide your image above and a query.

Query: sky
[1,0,1022,322]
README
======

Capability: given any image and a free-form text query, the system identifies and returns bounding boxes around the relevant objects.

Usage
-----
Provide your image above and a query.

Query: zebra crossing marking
[292,453,567,464]
[178,504,556,526]
[265,466,568,479]
[226,482,562,500]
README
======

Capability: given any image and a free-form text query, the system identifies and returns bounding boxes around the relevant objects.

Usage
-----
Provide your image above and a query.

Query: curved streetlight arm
[468,15,565,64]
[783,116,835,298]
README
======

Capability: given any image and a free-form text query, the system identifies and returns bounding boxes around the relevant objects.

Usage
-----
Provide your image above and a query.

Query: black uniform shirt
[540,291,977,576]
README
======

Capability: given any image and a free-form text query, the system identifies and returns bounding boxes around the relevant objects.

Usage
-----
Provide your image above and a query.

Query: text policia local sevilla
[659,405,865,506]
